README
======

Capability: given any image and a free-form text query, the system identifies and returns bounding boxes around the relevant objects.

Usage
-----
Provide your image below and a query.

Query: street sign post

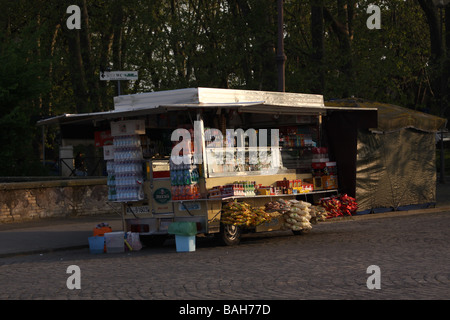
[100,71,138,96]
[100,71,138,81]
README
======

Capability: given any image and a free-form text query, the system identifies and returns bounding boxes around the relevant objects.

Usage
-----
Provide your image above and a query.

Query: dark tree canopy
[0,0,448,175]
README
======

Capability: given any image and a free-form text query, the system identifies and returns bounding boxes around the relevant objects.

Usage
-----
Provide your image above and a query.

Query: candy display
[337,194,358,216]
[319,194,358,218]
[319,197,341,217]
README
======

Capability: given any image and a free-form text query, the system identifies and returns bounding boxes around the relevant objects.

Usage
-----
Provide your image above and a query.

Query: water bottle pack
[108,188,117,201]
[116,185,143,201]
[106,160,115,173]
[169,155,201,200]
[115,173,138,186]
[114,161,143,174]
[113,149,143,162]
[170,167,199,186]
[107,134,144,202]
[114,135,141,147]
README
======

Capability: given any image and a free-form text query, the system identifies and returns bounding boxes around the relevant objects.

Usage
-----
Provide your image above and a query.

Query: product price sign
[126,206,150,215]
[178,202,202,212]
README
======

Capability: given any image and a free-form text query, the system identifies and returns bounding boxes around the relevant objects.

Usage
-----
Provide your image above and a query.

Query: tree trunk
[310,0,325,94]
[418,0,449,116]
[80,0,102,111]
[62,27,89,113]
[323,0,355,97]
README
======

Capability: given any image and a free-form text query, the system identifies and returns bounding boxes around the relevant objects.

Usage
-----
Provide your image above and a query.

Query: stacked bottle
[106,160,116,201]
[244,181,256,197]
[113,135,144,201]
[170,155,201,200]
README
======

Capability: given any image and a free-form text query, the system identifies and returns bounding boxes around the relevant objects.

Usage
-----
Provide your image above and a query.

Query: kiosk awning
[37,88,377,126]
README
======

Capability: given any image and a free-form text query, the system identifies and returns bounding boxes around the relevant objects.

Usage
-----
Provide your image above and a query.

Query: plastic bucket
[88,236,105,254]
[104,231,125,253]
[175,235,196,252]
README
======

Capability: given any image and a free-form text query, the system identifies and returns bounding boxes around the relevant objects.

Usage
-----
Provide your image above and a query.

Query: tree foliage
[0,0,448,175]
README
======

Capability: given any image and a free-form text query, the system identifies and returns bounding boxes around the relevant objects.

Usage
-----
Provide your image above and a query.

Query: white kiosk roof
[113,87,325,110]
[37,87,373,126]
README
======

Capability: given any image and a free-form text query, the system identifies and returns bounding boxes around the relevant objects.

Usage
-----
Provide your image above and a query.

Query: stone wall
[0,179,120,223]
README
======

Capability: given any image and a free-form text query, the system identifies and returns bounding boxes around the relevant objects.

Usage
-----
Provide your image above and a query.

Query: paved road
[0,210,449,302]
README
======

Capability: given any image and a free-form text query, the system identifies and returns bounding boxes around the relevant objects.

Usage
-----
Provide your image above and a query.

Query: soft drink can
[178,185,185,200]
[171,186,179,200]
[171,170,177,186]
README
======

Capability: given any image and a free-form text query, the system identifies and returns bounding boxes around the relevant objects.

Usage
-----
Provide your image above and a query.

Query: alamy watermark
[171,121,280,167]
[366,265,381,289]
[66,5,81,30]
[67,4,380,31]
[66,265,81,290]
[367,4,381,30]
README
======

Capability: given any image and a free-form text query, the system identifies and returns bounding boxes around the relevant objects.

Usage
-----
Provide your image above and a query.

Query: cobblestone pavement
[0,210,449,301]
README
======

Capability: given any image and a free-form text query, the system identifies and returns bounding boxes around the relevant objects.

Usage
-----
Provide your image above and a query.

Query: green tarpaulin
[326,98,446,132]
[325,99,446,212]
[168,221,197,236]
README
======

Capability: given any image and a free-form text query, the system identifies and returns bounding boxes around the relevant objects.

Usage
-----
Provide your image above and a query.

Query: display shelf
[107,200,144,205]
[170,189,338,203]
[220,189,338,200]
[207,169,294,177]
[170,198,215,202]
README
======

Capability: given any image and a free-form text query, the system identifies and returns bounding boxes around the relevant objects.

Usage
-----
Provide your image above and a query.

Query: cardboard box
[322,175,338,189]
[302,183,314,193]
[313,176,323,190]
[257,188,271,195]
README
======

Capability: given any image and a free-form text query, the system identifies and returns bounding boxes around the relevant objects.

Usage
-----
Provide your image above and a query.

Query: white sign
[100,71,138,81]
[126,206,150,215]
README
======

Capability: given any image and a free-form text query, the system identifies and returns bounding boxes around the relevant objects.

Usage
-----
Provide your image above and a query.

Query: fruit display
[220,193,356,231]
[221,201,271,227]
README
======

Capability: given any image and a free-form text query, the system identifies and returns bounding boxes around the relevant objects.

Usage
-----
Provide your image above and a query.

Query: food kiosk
[37,88,377,246]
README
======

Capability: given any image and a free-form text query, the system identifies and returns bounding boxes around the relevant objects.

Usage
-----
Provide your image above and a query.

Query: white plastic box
[105,231,125,253]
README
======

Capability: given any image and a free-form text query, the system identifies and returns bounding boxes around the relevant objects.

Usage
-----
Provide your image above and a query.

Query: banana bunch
[221,200,271,227]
